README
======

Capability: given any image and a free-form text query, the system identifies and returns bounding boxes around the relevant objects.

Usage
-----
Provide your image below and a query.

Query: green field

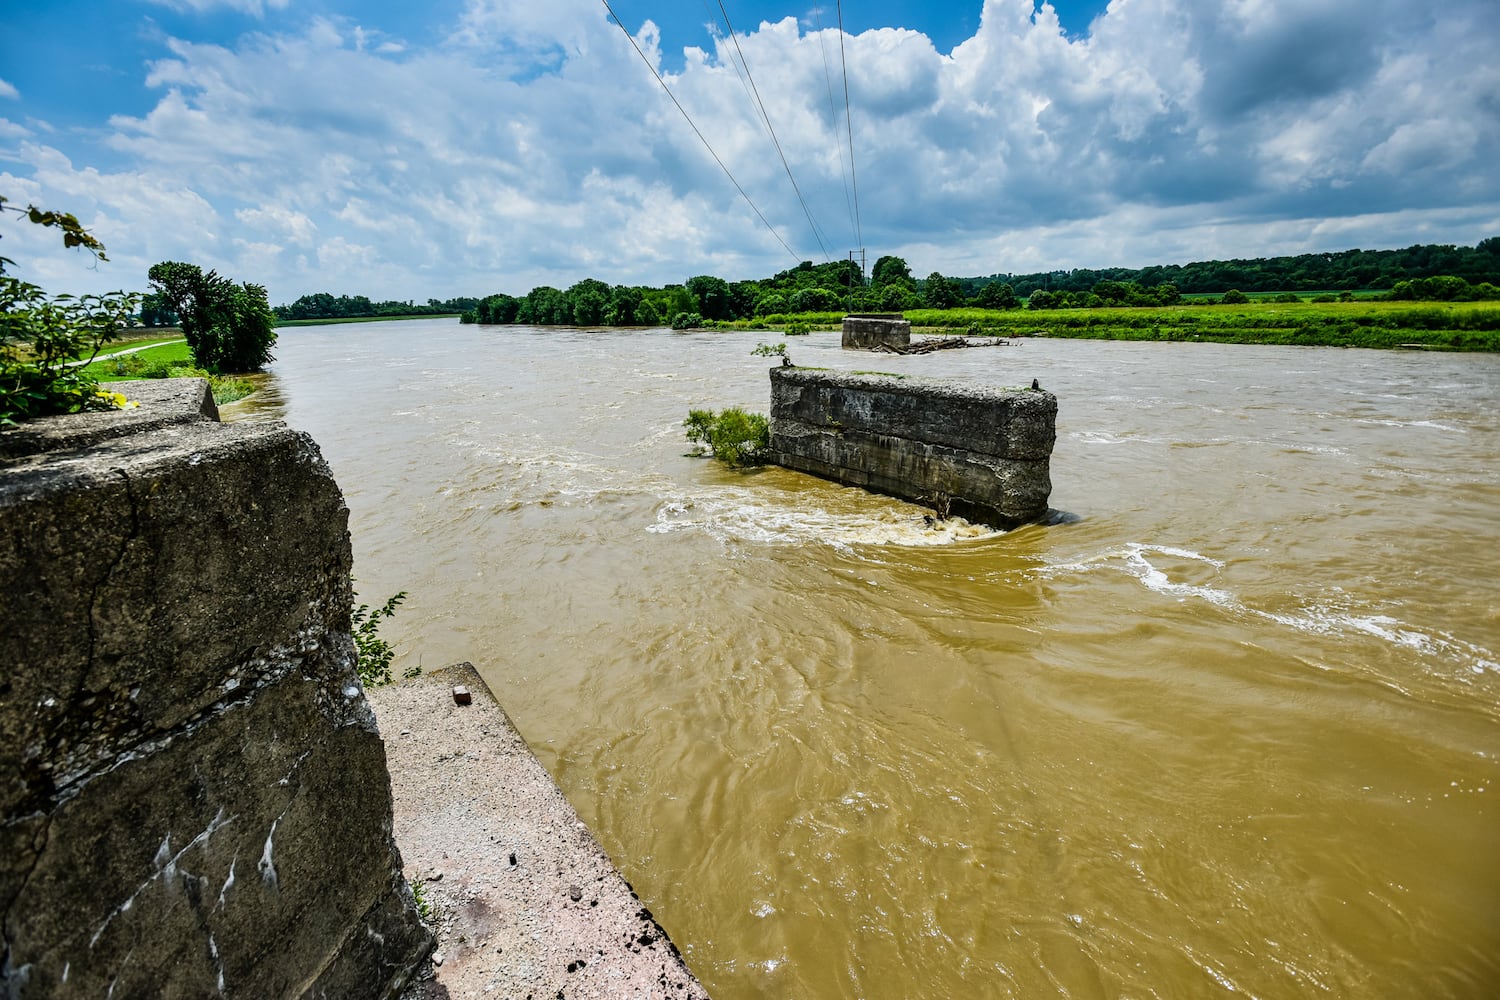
[722,300,1500,351]
[86,341,194,379]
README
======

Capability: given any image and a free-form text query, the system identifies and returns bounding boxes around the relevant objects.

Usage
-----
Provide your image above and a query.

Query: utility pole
[847,248,867,312]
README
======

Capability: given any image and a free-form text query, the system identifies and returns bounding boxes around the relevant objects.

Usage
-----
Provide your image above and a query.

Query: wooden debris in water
[870,336,1012,355]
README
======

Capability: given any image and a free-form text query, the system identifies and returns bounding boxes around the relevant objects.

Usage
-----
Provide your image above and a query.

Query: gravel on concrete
[368,663,712,1000]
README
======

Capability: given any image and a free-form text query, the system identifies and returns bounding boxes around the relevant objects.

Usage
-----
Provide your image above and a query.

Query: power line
[599,0,802,264]
[813,4,859,252]
[712,1,832,261]
[702,0,762,147]
[836,0,863,253]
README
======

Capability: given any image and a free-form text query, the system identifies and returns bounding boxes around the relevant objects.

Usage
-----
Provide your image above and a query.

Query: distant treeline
[464,260,879,328]
[271,293,480,321]
[463,240,1500,327]
[153,238,1494,331]
[983,238,1500,297]
[138,291,481,325]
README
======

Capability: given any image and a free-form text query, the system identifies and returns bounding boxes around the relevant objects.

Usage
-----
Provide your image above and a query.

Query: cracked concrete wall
[0,380,431,999]
[768,367,1056,528]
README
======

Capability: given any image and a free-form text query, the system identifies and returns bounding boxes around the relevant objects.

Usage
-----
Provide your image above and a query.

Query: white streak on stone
[217,857,237,910]
[90,809,233,948]
[259,818,279,888]
[209,934,225,995]
[277,749,312,787]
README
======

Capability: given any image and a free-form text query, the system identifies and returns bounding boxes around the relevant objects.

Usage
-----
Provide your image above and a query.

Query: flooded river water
[231,320,1499,998]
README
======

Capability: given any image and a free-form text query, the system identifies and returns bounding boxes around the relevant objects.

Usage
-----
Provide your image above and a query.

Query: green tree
[516,285,568,324]
[606,285,641,326]
[753,291,788,316]
[138,291,178,327]
[566,278,611,325]
[147,262,277,372]
[1152,282,1181,305]
[790,287,838,312]
[923,272,961,310]
[1027,289,1060,310]
[871,255,913,288]
[728,280,761,319]
[687,275,732,320]
[635,297,662,327]
[974,281,1019,309]
[1220,288,1249,304]
[879,284,918,311]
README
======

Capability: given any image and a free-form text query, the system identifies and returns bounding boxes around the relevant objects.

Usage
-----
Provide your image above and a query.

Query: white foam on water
[1043,543,1233,605]
[1357,418,1466,433]
[1040,543,1499,679]
[1071,429,1134,445]
[648,488,1001,549]
[1260,606,1500,675]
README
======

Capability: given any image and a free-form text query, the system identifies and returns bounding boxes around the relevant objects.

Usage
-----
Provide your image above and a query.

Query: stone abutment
[768,367,1056,528]
[0,380,431,999]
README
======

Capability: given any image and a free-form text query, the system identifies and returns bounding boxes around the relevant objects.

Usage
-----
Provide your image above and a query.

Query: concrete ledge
[0,379,219,462]
[368,664,711,1000]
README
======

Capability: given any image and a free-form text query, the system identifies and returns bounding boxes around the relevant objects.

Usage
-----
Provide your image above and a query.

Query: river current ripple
[231,322,1500,999]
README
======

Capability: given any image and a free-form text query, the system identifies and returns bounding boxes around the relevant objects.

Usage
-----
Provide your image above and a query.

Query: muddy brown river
[229,320,1499,998]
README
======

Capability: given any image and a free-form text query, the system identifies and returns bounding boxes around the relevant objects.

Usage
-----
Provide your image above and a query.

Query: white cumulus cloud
[6,0,1498,300]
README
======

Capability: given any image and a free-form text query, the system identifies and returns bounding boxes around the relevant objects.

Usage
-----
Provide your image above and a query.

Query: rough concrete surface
[841,313,911,351]
[768,366,1057,528]
[368,664,711,1000]
[1,380,430,998]
[0,378,219,460]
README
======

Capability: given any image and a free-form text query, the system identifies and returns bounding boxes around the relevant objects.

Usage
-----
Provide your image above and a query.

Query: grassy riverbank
[726,300,1500,351]
[84,341,260,405]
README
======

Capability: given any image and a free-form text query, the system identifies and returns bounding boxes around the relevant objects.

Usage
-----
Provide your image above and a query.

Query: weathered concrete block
[768,367,1056,527]
[841,313,911,351]
[0,380,431,998]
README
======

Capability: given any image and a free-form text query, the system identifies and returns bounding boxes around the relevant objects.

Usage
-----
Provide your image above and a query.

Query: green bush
[2,197,138,424]
[671,311,703,330]
[683,406,770,467]
[352,586,419,687]
[1220,289,1250,304]
[209,375,256,405]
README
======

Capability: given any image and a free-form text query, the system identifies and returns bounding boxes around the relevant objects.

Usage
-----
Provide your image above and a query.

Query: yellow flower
[94,389,139,410]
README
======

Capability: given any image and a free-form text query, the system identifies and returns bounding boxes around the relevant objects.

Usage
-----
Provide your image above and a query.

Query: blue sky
[2,1,1497,302]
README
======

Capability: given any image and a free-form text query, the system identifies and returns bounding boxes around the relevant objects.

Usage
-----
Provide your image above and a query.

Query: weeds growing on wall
[352,585,420,687]
[409,879,434,924]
